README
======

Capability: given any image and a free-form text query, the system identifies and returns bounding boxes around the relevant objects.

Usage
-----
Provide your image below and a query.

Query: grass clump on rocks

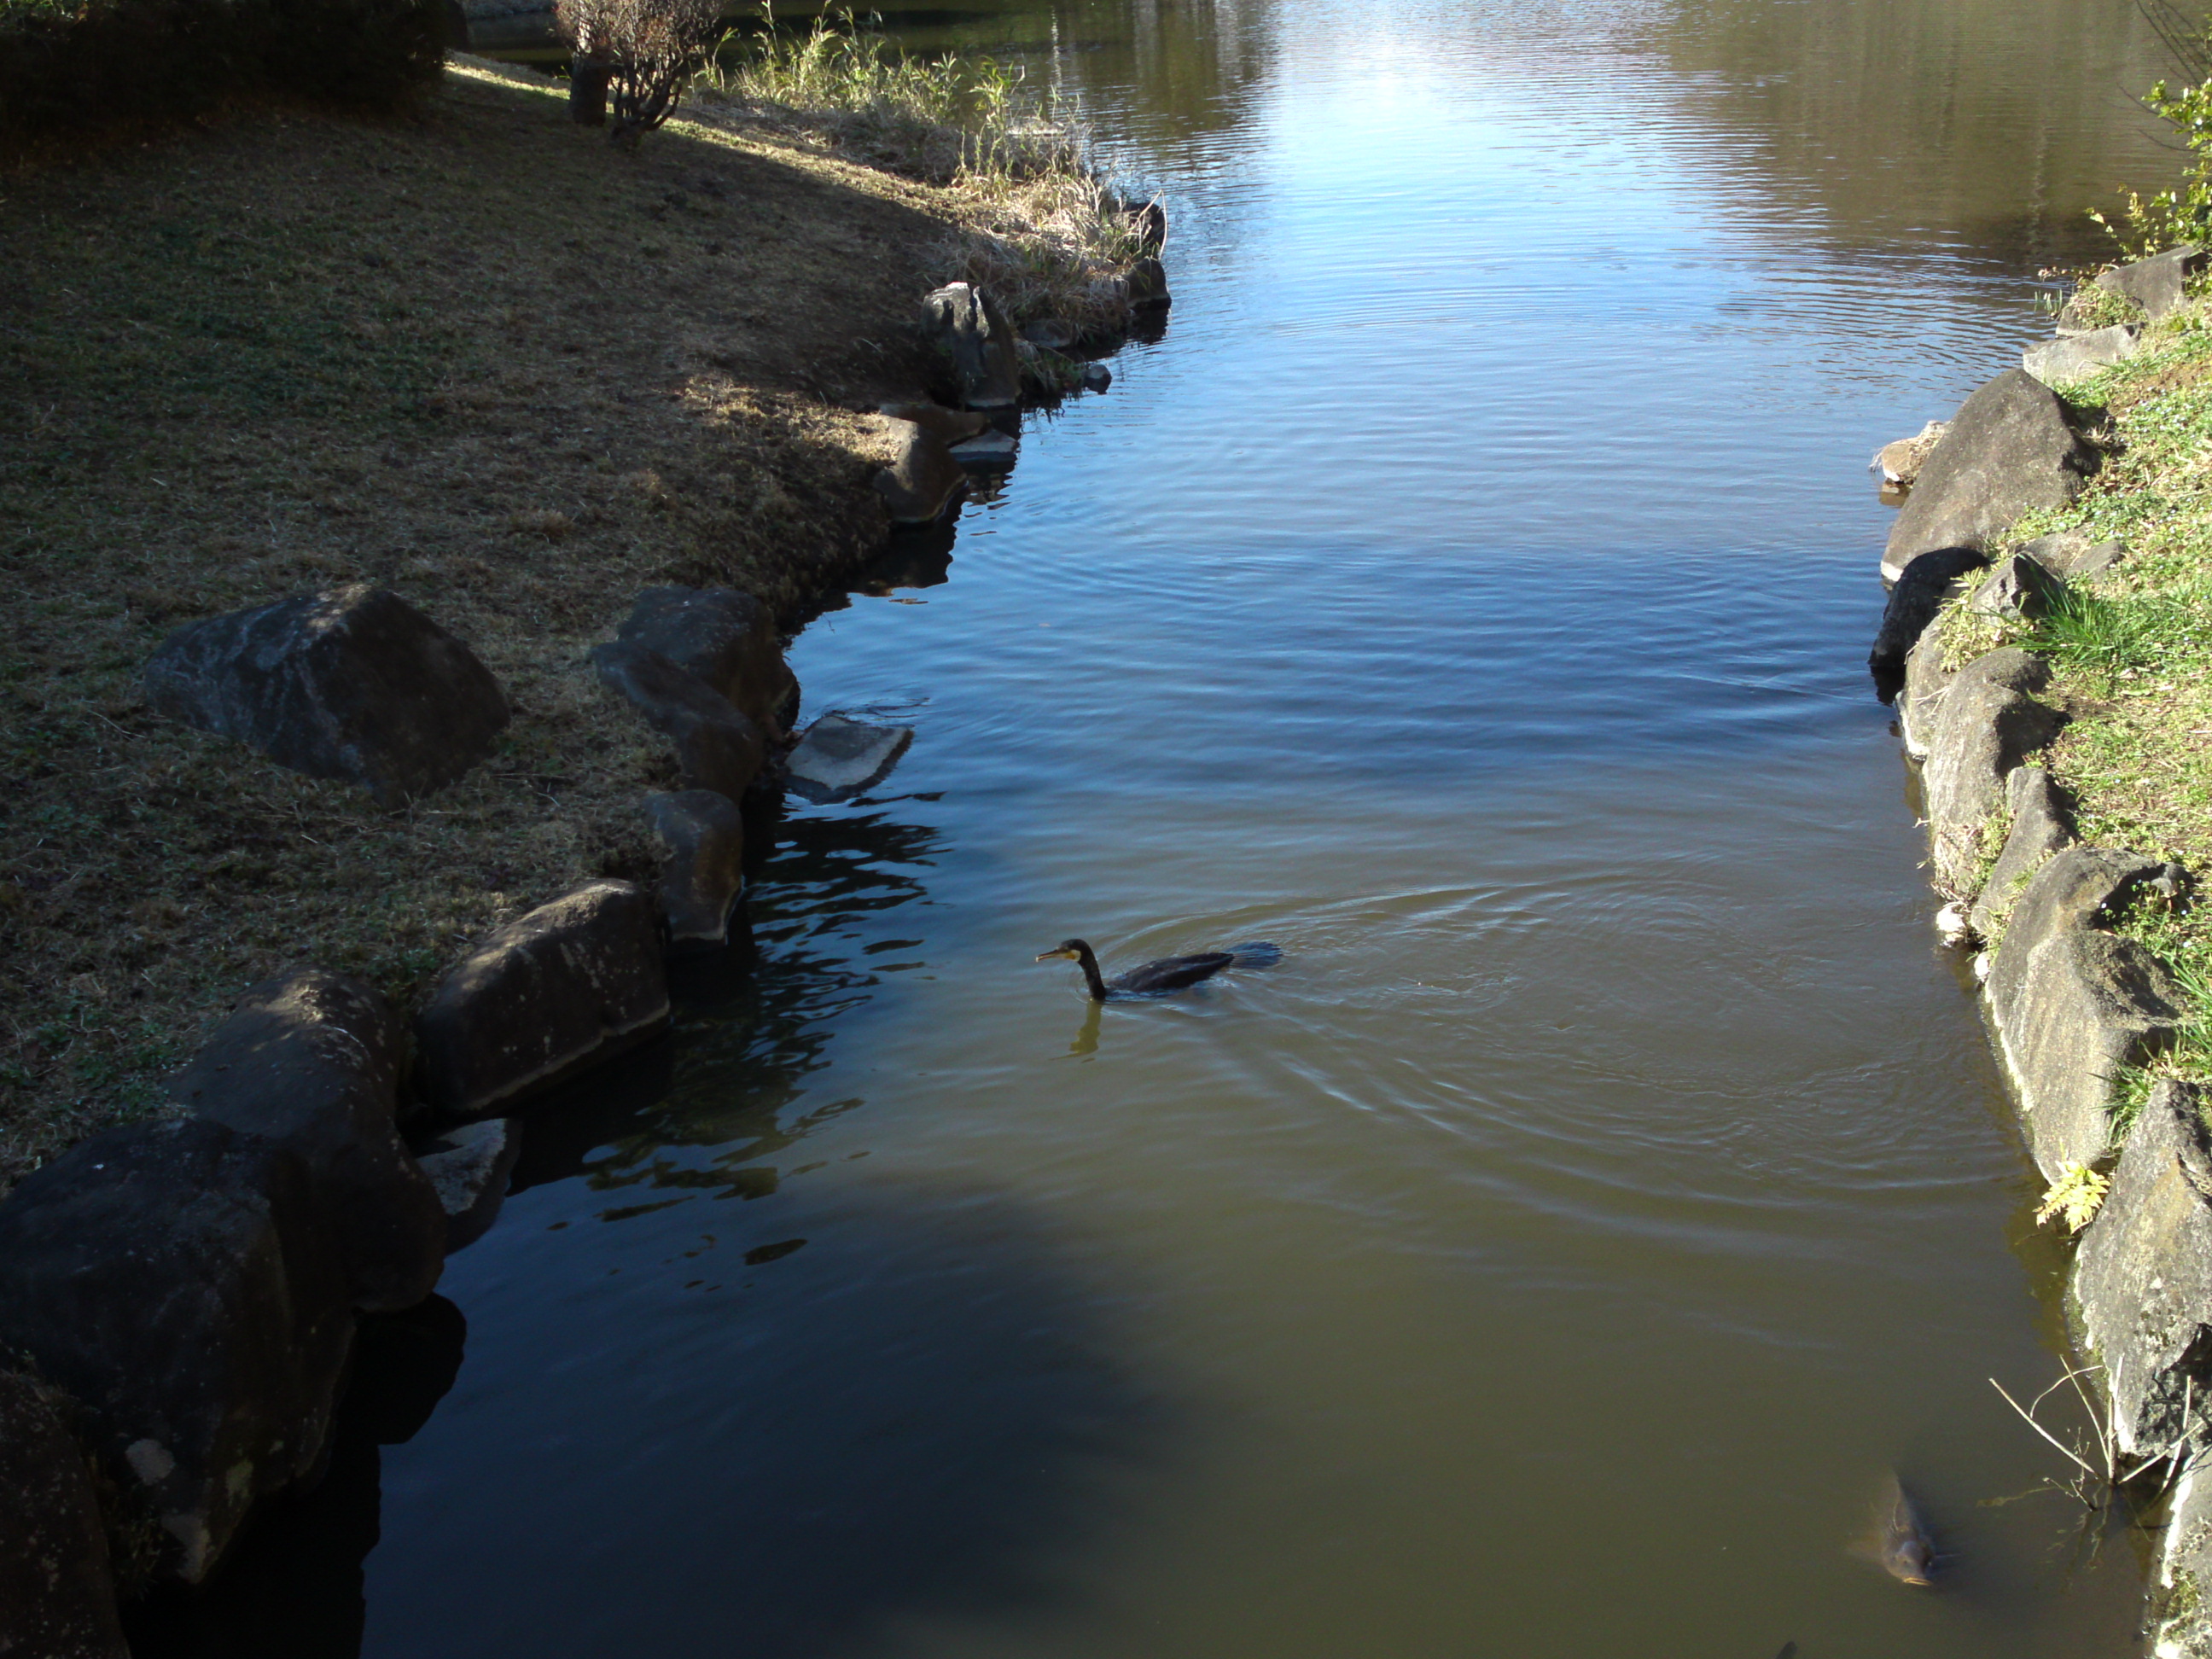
[697,11,1158,333]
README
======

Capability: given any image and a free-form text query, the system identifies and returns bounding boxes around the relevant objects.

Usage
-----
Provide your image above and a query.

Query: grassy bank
[0,51,1142,1186]
[1935,288,2212,1117]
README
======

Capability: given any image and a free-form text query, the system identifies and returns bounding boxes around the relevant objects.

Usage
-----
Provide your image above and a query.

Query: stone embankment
[0,224,1170,1645]
[1866,245,2212,1656]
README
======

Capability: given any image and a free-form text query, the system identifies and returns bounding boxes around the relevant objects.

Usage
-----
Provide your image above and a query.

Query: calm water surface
[373,3,2196,1653]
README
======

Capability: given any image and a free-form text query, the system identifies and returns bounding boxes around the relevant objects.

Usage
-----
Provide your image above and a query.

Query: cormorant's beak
[1036,948,1078,962]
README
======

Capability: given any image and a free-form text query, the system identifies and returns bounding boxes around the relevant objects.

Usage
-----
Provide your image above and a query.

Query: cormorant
[1034,937,1281,1000]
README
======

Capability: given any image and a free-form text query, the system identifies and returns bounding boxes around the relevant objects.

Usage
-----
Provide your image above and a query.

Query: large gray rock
[410,1118,521,1254]
[874,419,968,525]
[1984,847,2181,1178]
[877,400,987,445]
[168,968,444,1313]
[1897,622,1957,760]
[1988,846,2170,1013]
[1920,648,2061,889]
[2023,325,2137,387]
[416,880,670,1119]
[644,789,744,948]
[0,1372,129,1658]
[2074,1080,2212,1461]
[2015,528,2131,589]
[591,640,767,801]
[143,585,509,807]
[2097,245,2205,321]
[1882,370,2100,581]
[2153,1462,2212,1657]
[921,282,1022,409]
[784,713,914,805]
[1993,927,2180,1177]
[1969,765,2076,938]
[1869,545,1987,693]
[0,1120,355,1583]
[1966,550,2063,621]
[615,587,796,739]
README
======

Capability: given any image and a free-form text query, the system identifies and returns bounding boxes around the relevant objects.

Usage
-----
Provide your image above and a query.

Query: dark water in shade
[161,3,2206,1655]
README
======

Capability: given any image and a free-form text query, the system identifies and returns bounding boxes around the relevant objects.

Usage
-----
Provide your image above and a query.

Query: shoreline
[0,50,1163,1640]
[1870,248,2212,1656]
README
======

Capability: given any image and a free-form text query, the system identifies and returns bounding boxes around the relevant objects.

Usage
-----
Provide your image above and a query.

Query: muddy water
[315,3,2199,1655]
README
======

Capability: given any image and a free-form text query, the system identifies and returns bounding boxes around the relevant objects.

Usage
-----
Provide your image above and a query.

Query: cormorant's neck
[1074,945,1109,1001]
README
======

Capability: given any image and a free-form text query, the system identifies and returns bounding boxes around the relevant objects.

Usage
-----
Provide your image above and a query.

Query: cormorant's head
[1035,939,1089,963]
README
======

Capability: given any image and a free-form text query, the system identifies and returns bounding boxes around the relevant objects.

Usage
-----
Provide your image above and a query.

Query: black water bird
[1034,937,1280,1000]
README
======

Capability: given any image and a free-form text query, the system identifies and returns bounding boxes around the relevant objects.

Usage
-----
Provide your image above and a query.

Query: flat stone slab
[949,430,1018,469]
[2023,324,2138,387]
[2098,245,2205,322]
[785,713,914,804]
[411,1117,522,1254]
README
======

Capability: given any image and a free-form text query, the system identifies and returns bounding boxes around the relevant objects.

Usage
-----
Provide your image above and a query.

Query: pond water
[156,3,2198,1655]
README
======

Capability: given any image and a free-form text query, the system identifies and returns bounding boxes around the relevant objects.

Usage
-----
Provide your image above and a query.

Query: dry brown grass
[0,56,1022,1185]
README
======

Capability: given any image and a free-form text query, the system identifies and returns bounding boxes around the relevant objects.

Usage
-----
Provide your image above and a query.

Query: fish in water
[1860,1470,1938,1586]
[1774,1644,1797,1659]
[1034,937,1282,1000]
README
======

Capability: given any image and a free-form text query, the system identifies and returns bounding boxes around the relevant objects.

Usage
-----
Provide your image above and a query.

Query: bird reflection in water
[1065,999,1103,1057]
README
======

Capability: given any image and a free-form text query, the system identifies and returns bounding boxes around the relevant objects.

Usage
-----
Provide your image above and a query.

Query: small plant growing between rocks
[2035,1160,2111,1233]
[1992,1363,2195,1511]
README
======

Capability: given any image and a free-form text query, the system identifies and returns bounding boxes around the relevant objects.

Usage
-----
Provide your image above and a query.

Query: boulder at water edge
[0,1119,356,1583]
[2074,1080,2212,1460]
[1919,648,2062,890]
[875,419,968,524]
[1985,847,2181,1179]
[143,585,509,806]
[1869,544,1988,693]
[878,400,989,445]
[591,640,768,801]
[169,967,444,1312]
[644,788,746,948]
[615,586,797,738]
[785,713,914,804]
[2096,245,2206,322]
[1881,370,2100,582]
[0,1371,129,1658]
[416,880,670,1119]
[921,282,1022,408]
[1126,257,1171,308]
[410,1118,523,1254]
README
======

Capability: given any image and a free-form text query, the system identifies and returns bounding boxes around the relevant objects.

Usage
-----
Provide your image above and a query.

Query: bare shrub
[556,0,722,143]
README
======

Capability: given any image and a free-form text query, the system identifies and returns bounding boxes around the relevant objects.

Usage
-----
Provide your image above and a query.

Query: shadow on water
[126,783,1180,1659]
[122,1297,469,1658]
